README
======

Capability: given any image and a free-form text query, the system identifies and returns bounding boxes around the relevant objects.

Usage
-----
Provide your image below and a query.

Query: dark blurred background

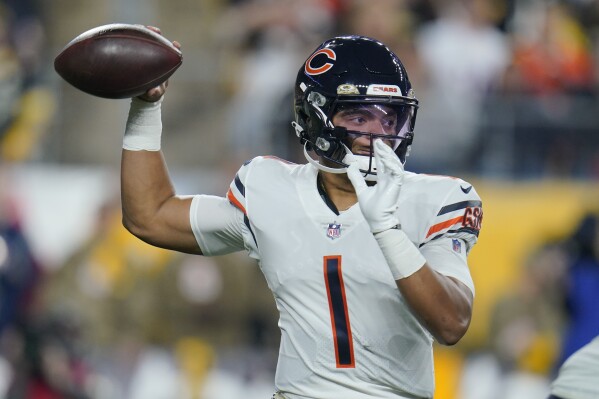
[1,0,599,398]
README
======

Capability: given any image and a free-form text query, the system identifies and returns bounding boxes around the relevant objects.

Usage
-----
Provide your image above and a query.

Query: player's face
[332,104,398,155]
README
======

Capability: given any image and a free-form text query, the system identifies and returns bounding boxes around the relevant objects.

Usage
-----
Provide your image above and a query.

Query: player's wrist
[374,228,426,280]
[123,96,163,151]
[371,222,401,234]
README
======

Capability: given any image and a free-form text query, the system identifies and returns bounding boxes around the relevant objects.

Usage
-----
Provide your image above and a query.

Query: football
[54,23,182,99]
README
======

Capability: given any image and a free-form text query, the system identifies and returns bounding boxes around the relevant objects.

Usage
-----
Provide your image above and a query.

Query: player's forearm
[396,267,472,345]
[121,149,176,239]
[121,97,170,239]
[120,96,175,242]
[373,229,472,345]
[119,96,201,254]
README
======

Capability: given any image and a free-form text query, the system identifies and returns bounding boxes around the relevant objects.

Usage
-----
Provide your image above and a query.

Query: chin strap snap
[291,121,304,138]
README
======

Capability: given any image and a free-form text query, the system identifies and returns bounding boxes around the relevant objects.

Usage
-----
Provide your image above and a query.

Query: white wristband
[123,97,163,151]
[374,229,426,280]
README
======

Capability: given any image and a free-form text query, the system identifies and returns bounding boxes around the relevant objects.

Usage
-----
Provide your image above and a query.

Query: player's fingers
[380,156,404,180]
[373,139,388,176]
[374,155,386,176]
[144,26,180,51]
[146,26,161,34]
[374,139,396,159]
[375,140,403,176]
[137,83,165,102]
[346,162,368,195]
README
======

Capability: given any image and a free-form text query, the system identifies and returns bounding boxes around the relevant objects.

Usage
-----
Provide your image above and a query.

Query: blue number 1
[323,255,355,368]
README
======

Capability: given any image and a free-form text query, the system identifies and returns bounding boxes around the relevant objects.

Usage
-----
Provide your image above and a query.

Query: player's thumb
[346,162,368,195]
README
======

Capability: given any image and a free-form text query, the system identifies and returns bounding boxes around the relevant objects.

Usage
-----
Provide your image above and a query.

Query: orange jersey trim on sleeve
[426,215,463,238]
[227,189,246,215]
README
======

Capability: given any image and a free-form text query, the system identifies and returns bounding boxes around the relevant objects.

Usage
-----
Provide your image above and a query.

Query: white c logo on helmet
[305,48,336,76]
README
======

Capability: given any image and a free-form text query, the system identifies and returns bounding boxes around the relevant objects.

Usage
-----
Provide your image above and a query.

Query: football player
[549,335,599,399]
[121,35,483,399]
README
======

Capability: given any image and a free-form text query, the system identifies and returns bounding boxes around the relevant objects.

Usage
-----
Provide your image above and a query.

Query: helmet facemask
[296,90,418,180]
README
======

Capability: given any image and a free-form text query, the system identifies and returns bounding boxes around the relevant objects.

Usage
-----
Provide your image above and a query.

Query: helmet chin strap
[303,143,379,181]
[343,152,379,182]
[303,143,347,174]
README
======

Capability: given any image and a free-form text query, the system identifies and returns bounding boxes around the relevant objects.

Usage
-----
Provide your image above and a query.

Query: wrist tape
[374,229,426,280]
[123,97,163,151]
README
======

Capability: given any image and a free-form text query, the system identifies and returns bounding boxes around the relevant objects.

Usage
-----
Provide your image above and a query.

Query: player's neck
[318,172,358,212]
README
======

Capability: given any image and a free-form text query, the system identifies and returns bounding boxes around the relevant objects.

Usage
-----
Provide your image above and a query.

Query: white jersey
[551,336,599,399]
[190,157,482,399]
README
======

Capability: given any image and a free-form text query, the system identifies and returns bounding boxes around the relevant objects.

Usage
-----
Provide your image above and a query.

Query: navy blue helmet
[293,35,418,176]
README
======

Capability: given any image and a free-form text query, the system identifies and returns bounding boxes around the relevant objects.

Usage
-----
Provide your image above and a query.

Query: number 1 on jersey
[323,255,355,368]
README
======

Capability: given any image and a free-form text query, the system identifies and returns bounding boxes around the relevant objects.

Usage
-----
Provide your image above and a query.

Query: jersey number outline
[323,255,355,368]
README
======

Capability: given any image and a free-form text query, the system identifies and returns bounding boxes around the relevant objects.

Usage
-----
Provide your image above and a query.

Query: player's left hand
[347,139,404,234]
[137,26,181,103]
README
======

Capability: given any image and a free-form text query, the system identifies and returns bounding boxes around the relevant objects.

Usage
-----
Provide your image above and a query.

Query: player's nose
[363,119,390,135]
[351,133,391,153]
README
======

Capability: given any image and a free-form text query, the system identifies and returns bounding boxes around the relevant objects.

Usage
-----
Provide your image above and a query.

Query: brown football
[54,24,182,99]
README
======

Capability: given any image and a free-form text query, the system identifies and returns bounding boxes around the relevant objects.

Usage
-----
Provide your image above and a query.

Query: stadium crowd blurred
[0,0,599,398]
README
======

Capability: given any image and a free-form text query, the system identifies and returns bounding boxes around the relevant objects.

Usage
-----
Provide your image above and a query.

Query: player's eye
[382,118,396,128]
[347,115,367,124]
[337,111,367,125]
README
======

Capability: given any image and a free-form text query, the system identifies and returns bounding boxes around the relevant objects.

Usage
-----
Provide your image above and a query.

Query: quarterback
[120,34,483,399]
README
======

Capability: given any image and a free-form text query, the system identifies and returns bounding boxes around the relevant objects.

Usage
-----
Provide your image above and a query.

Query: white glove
[347,139,404,234]
[347,139,425,279]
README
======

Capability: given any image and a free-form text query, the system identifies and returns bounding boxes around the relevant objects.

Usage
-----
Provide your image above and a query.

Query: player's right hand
[137,80,169,102]
[347,139,404,234]
[137,26,181,103]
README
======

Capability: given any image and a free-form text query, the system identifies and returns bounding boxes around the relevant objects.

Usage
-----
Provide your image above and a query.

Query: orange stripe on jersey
[426,215,463,238]
[227,189,246,215]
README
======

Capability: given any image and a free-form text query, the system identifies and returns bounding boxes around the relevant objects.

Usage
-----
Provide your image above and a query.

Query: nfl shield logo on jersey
[452,239,462,253]
[327,223,341,240]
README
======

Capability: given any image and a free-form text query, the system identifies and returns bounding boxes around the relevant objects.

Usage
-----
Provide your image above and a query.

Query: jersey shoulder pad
[413,173,483,250]
[226,156,297,214]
